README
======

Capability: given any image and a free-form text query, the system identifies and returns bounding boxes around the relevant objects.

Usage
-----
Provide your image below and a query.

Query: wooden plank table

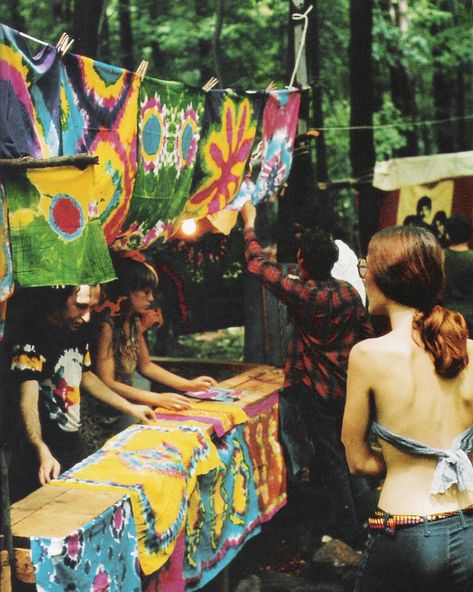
[10,364,284,586]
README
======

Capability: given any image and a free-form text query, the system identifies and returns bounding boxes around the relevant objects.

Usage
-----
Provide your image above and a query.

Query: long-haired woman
[342,225,473,592]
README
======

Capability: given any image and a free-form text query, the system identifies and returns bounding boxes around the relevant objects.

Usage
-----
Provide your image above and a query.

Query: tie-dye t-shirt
[10,318,91,433]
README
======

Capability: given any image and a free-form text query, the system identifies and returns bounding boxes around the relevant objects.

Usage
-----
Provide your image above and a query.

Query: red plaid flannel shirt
[245,228,373,399]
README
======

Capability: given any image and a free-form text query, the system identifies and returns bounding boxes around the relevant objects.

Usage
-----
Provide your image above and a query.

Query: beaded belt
[368,504,473,534]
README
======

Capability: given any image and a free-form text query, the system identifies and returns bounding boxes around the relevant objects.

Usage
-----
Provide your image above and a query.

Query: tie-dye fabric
[0,181,13,302]
[4,166,115,287]
[60,54,140,244]
[179,90,266,221]
[31,496,141,592]
[0,24,61,159]
[117,78,206,250]
[183,425,261,591]
[243,391,287,521]
[153,399,249,437]
[53,423,220,575]
[253,89,300,204]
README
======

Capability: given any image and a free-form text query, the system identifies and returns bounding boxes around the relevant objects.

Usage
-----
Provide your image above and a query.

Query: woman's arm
[342,342,386,478]
[95,322,192,410]
[137,331,216,392]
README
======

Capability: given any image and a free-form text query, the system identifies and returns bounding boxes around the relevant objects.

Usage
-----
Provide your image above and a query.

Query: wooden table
[10,364,284,587]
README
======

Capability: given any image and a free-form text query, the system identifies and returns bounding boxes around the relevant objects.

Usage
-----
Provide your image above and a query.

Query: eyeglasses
[357,258,367,279]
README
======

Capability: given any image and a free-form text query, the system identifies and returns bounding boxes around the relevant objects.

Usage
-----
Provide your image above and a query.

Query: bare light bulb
[181,219,197,236]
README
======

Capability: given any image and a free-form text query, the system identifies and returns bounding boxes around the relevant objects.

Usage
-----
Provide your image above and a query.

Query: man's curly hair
[299,226,339,280]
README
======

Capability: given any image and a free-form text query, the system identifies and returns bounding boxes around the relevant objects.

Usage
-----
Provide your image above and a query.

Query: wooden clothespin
[202,77,219,92]
[136,60,149,79]
[265,81,277,92]
[55,33,74,58]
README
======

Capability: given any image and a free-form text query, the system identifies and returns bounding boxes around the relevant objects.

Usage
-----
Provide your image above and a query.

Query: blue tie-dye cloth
[30,496,141,592]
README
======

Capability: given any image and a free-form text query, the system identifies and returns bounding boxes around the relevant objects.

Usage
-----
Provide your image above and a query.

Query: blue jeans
[279,385,377,547]
[356,511,473,592]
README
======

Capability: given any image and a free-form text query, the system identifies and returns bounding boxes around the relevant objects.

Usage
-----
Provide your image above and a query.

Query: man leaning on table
[9,284,155,495]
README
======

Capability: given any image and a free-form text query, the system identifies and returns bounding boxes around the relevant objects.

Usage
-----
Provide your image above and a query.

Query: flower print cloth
[117,77,206,250]
[252,89,300,204]
[0,23,61,159]
[31,496,141,592]
[3,166,115,287]
[179,89,266,221]
[53,423,221,575]
[60,53,140,244]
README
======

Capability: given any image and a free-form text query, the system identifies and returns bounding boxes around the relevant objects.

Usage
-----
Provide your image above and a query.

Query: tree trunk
[118,0,134,71]
[212,0,225,87]
[72,0,107,59]
[306,2,328,182]
[349,0,380,253]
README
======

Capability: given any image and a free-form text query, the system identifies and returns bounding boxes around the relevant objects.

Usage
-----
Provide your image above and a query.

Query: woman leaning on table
[342,225,473,592]
[80,253,216,454]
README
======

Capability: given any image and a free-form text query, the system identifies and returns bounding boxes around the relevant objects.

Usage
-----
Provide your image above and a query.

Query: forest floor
[202,481,366,592]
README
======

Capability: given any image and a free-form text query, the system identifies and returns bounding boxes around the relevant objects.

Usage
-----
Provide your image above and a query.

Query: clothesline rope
[316,114,473,132]
[289,5,313,88]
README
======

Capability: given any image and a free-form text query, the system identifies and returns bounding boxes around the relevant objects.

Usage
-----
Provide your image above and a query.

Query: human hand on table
[150,392,192,411]
[186,376,217,391]
[36,442,61,485]
[127,403,156,424]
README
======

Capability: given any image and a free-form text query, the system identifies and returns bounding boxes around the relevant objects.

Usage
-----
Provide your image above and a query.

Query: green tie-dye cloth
[4,166,115,287]
[116,78,206,250]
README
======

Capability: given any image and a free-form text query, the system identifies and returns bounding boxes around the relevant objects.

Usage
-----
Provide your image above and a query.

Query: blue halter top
[371,421,473,494]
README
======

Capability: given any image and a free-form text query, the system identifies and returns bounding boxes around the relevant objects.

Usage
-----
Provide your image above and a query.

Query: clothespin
[265,81,277,92]
[202,77,219,92]
[55,33,74,58]
[136,60,149,79]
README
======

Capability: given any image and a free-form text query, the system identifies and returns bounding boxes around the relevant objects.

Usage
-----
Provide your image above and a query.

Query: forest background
[1,0,472,356]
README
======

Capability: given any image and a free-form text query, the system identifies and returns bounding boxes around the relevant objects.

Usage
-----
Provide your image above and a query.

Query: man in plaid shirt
[241,202,374,548]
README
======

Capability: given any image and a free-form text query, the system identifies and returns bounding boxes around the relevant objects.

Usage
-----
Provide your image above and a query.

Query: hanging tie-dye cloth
[252,89,300,204]
[0,181,13,302]
[60,54,140,244]
[0,23,61,158]
[178,89,266,222]
[4,166,115,287]
[115,78,207,251]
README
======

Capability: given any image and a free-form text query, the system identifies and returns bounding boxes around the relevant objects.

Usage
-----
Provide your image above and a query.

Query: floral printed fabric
[31,496,141,592]
[116,77,206,250]
[53,423,220,575]
[3,166,115,287]
[0,23,61,159]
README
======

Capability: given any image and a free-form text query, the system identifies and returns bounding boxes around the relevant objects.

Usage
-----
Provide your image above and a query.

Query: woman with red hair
[342,225,473,591]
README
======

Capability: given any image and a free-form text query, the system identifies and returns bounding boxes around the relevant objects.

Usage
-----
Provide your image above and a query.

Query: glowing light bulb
[181,219,197,236]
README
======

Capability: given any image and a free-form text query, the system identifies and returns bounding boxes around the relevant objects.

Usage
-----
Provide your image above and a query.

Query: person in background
[240,201,375,550]
[432,210,449,247]
[442,212,473,338]
[9,284,156,494]
[342,225,473,592]
[80,254,216,454]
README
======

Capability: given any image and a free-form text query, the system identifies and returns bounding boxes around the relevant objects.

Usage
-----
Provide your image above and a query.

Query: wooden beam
[0,155,98,170]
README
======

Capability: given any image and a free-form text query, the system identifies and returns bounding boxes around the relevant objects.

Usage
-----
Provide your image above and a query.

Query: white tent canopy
[373,150,473,191]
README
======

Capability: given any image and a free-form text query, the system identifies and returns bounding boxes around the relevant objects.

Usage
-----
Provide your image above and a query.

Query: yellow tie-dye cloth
[52,423,220,575]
